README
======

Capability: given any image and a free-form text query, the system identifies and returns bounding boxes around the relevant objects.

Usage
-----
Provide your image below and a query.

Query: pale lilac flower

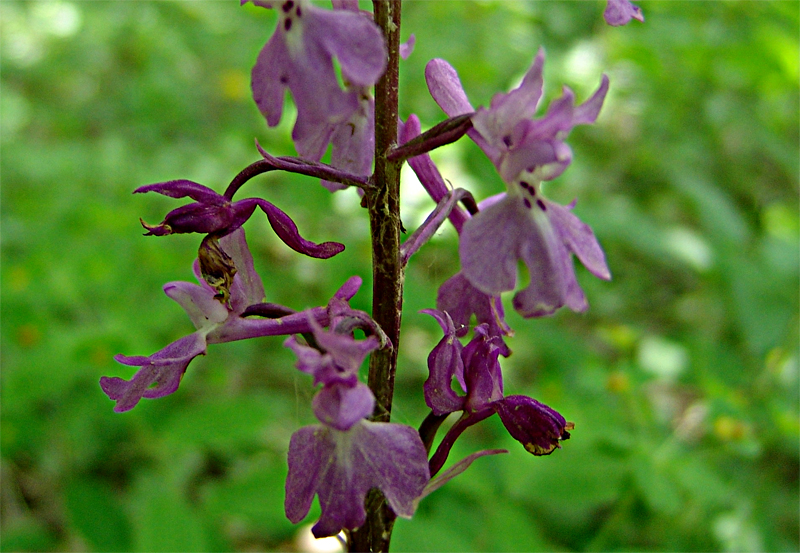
[246,0,386,182]
[604,0,644,26]
[99,229,361,412]
[425,51,611,317]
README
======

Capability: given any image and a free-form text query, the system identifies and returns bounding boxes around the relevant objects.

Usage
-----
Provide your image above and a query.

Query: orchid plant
[101,1,642,550]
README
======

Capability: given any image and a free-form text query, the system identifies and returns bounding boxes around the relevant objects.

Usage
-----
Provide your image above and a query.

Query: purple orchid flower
[422,310,573,474]
[425,50,612,318]
[135,179,344,259]
[604,0,644,26]
[285,311,384,430]
[283,301,428,538]
[99,228,361,412]
[285,419,430,538]
[245,0,386,184]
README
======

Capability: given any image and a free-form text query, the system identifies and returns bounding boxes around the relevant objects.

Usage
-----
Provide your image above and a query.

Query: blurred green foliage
[1,1,798,551]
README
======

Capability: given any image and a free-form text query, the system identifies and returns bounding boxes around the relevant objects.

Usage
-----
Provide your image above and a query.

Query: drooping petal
[322,95,374,191]
[493,395,573,455]
[604,0,644,26]
[257,200,345,259]
[251,30,290,127]
[285,421,430,538]
[312,382,375,430]
[512,200,580,317]
[547,200,611,281]
[100,332,207,412]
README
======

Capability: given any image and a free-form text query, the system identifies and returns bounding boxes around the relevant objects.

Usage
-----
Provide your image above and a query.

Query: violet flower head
[100,229,360,412]
[246,0,386,170]
[135,179,344,259]
[604,0,644,26]
[426,51,612,318]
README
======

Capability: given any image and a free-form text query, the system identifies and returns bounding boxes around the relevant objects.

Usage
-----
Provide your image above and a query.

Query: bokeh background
[2,1,798,551]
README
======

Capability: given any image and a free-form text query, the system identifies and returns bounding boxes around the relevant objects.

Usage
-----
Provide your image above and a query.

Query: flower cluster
[102,0,643,543]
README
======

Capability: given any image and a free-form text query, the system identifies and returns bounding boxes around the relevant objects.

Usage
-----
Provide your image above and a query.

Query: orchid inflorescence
[101,0,642,547]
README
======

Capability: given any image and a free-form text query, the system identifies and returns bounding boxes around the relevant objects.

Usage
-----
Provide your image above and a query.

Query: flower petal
[220,228,267,311]
[310,7,386,86]
[604,0,644,26]
[421,309,466,415]
[101,332,207,412]
[134,180,226,205]
[493,395,572,455]
[312,382,375,430]
[163,281,228,329]
[437,272,512,350]
[459,194,522,295]
[257,200,345,259]
[547,200,611,281]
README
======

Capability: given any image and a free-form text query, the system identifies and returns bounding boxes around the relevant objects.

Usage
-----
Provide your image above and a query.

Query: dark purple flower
[425,51,611,317]
[100,229,361,412]
[423,310,572,470]
[493,395,574,456]
[135,180,344,259]
[246,0,386,177]
[604,0,644,26]
[285,419,430,538]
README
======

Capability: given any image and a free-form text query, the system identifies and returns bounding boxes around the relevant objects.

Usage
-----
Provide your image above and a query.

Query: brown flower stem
[348,1,403,552]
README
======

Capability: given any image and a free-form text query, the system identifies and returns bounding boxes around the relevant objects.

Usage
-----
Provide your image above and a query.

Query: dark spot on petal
[536,199,546,211]
[527,166,535,173]
[284,17,292,31]
[281,0,294,12]
[527,187,536,196]
[296,5,302,16]
[524,198,532,209]
[279,75,288,84]
[519,181,530,189]
[503,135,512,147]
